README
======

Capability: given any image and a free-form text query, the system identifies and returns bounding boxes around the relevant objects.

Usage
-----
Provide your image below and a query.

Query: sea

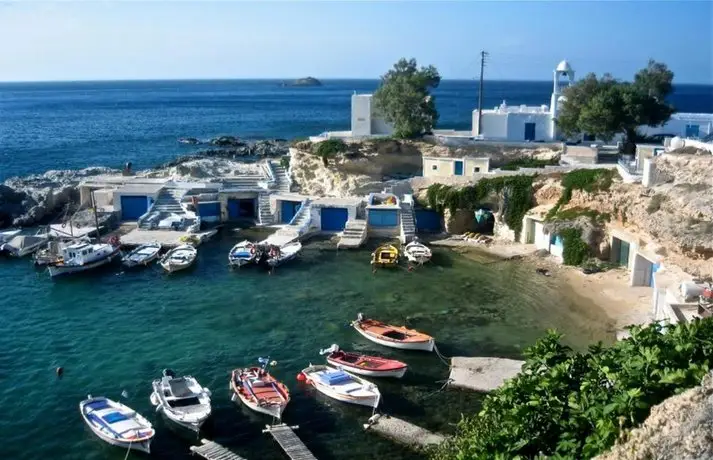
[0,80,711,460]
[1,79,712,181]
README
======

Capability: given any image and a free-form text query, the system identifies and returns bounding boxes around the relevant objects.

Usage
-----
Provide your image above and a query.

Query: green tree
[556,60,674,153]
[373,58,441,138]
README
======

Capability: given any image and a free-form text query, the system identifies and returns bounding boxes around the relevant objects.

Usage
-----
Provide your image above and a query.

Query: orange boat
[230,358,290,419]
[351,313,435,351]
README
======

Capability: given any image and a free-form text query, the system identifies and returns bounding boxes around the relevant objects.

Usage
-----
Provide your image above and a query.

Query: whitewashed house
[422,156,490,178]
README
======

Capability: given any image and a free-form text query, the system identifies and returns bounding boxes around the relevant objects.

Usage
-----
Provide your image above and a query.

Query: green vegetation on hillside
[556,60,674,153]
[374,58,441,138]
[313,139,347,166]
[433,319,713,460]
[500,157,560,171]
[425,176,533,238]
[546,168,617,220]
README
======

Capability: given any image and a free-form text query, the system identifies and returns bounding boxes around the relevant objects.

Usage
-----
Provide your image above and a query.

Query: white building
[422,156,490,178]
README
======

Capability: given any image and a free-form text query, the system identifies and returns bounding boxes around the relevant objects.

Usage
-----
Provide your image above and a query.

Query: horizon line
[0,77,709,86]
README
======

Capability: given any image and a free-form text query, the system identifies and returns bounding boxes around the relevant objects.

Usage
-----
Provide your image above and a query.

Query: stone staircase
[270,161,291,193]
[139,188,187,229]
[272,200,312,241]
[399,203,416,244]
[221,174,264,190]
[258,193,273,226]
[338,219,368,248]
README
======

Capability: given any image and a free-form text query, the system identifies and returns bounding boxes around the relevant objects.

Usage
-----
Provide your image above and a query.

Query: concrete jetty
[364,414,446,449]
[119,228,218,248]
[448,357,525,392]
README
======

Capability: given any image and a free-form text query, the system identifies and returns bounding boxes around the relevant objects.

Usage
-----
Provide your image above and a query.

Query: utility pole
[477,50,489,136]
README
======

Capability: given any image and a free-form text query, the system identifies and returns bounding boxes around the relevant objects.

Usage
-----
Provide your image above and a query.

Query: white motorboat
[300,364,381,408]
[404,238,432,265]
[122,243,161,268]
[0,233,49,257]
[0,228,21,244]
[47,242,120,278]
[79,396,155,454]
[150,369,212,432]
[160,244,197,273]
[265,242,302,268]
[228,240,263,267]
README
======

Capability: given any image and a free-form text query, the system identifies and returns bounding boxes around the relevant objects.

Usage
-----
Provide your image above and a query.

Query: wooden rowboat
[370,244,399,268]
[230,358,290,419]
[351,313,434,351]
[319,344,407,378]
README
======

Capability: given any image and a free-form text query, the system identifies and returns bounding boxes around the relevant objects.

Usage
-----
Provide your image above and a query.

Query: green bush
[279,156,290,170]
[313,139,347,166]
[549,206,611,224]
[432,320,713,460]
[547,169,617,220]
[425,176,533,239]
[500,157,560,171]
[560,228,590,266]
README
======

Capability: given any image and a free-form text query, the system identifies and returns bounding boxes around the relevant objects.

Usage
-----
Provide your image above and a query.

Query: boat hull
[405,253,431,264]
[326,357,407,378]
[79,397,154,454]
[122,250,160,268]
[48,249,119,278]
[302,367,380,408]
[229,369,289,419]
[150,392,207,432]
[231,391,285,419]
[353,325,435,351]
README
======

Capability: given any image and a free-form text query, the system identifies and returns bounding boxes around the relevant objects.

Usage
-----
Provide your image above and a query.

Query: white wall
[351,95,372,137]
[474,111,508,139]
[639,116,713,138]
[422,157,490,177]
[506,113,552,142]
[464,158,490,174]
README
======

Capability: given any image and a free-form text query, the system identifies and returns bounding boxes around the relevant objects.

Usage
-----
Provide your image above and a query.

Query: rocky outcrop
[595,372,713,460]
[287,77,322,87]
[159,139,288,168]
[0,167,117,228]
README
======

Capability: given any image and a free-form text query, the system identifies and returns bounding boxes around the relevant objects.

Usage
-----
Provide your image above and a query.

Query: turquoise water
[0,230,613,459]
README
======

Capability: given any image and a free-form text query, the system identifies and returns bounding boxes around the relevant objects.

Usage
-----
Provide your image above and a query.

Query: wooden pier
[364,414,445,449]
[262,424,317,460]
[190,438,247,460]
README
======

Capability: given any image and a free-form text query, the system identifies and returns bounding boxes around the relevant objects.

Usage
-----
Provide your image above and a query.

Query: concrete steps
[221,175,264,190]
[400,204,416,243]
[139,188,186,229]
[338,219,367,248]
[270,161,291,193]
[258,193,273,226]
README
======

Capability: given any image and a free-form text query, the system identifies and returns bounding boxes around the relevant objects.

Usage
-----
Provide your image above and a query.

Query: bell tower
[550,60,575,139]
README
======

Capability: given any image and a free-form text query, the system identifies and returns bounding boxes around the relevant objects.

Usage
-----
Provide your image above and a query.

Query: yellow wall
[422,157,490,177]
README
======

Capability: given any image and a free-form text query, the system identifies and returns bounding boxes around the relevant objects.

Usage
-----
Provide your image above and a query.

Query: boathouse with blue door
[320,207,349,231]
[222,192,259,221]
[415,209,442,232]
[280,200,303,224]
[197,202,221,222]
[113,183,164,221]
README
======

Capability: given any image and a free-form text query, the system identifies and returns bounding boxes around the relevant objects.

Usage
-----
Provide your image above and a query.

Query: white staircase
[271,199,312,242]
[399,203,416,244]
[338,219,367,248]
[258,193,273,226]
[221,174,264,190]
[139,188,187,229]
[271,161,291,193]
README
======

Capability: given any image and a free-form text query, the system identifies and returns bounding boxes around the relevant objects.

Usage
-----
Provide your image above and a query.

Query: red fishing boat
[230,358,290,419]
[319,344,408,379]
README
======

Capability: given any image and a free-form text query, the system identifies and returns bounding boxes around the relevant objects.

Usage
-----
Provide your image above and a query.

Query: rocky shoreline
[0,137,289,229]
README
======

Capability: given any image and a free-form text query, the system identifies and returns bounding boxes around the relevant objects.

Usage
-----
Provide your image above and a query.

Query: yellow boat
[371,244,399,268]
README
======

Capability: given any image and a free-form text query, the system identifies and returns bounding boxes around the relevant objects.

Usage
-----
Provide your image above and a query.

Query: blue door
[320,208,348,231]
[524,123,536,141]
[227,199,240,219]
[685,124,700,138]
[454,160,464,176]
[198,202,221,218]
[415,210,442,232]
[281,200,302,224]
[121,195,149,220]
[368,209,399,227]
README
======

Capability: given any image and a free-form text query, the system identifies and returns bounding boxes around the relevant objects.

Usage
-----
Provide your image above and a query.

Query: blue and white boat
[228,240,263,267]
[300,364,381,408]
[122,242,162,268]
[47,242,120,277]
[79,396,155,454]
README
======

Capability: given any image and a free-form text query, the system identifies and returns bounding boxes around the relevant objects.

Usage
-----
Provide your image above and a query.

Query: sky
[0,1,711,83]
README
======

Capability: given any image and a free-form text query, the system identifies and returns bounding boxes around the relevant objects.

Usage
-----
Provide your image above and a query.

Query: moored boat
[0,233,49,257]
[122,242,161,268]
[150,369,212,432]
[230,357,290,419]
[228,240,263,267]
[265,242,302,268]
[319,344,407,378]
[351,313,435,351]
[160,244,197,273]
[404,238,432,265]
[47,242,120,278]
[370,244,399,268]
[299,364,381,408]
[79,396,155,454]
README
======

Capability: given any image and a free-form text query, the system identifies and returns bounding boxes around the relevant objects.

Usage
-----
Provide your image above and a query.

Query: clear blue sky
[1,1,711,83]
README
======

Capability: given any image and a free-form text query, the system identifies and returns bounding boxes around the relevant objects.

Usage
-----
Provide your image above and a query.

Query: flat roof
[116,183,165,195]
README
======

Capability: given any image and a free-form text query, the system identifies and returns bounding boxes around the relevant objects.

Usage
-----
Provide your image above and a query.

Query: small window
[473,167,480,173]
[431,165,438,170]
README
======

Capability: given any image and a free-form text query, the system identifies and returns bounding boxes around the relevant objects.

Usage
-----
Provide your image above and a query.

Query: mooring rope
[433,343,451,367]
[123,440,133,460]
[419,378,453,401]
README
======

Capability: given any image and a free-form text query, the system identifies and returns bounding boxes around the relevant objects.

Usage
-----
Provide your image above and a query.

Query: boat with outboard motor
[230,357,290,419]
[122,242,162,268]
[229,240,263,267]
[46,241,120,277]
[404,238,432,265]
[351,313,435,351]
[79,395,155,454]
[299,364,381,408]
[265,242,302,268]
[149,369,212,431]
[320,344,408,378]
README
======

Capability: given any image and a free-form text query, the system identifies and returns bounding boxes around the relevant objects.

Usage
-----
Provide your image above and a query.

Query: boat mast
[90,189,100,240]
